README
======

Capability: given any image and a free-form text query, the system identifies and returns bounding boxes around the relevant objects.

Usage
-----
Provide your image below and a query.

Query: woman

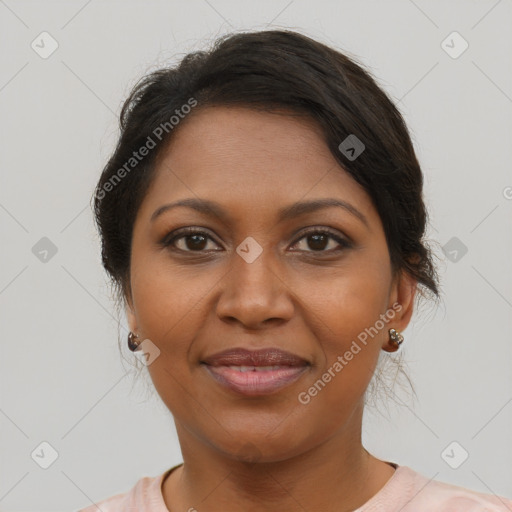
[80,29,511,511]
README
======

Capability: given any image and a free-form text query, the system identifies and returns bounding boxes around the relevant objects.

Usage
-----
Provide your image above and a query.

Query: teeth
[228,365,283,372]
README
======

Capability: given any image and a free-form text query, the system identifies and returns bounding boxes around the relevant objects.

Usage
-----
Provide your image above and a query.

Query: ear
[387,269,417,333]
[124,286,138,334]
[125,302,138,334]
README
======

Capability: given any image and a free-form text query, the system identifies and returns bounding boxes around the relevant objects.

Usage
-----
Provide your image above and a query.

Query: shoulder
[393,466,512,512]
[76,473,167,512]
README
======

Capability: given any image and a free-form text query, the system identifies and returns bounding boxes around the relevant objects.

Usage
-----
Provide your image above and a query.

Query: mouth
[201,348,310,396]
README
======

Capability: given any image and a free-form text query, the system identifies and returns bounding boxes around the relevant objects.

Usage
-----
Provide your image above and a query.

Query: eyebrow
[150,197,369,227]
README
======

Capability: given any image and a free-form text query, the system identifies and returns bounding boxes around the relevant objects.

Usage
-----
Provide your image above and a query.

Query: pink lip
[201,348,310,396]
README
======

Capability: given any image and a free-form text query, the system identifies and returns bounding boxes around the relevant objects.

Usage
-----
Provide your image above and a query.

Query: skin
[125,106,417,512]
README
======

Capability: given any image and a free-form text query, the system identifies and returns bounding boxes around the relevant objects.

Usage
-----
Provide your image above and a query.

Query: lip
[201,348,310,396]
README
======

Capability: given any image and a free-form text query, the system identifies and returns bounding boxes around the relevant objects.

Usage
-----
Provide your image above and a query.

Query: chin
[208,428,318,465]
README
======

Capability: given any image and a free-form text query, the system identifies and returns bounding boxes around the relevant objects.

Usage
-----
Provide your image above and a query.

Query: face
[126,106,416,463]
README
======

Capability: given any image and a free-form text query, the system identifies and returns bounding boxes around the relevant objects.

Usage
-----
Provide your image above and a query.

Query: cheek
[299,251,392,400]
[129,261,206,408]
[130,245,214,336]
[129,259,183,356]
[306,247,392,340]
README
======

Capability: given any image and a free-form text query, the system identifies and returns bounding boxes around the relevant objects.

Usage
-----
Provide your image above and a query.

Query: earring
[128,331,141,352]
[384,328,404,352]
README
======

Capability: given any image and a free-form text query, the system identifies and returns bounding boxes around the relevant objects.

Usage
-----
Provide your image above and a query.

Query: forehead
[138,106,376,224]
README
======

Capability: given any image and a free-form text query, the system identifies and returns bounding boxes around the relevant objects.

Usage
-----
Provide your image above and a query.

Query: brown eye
[305,233,330,251]
[162,228,221,252]
[291,228,350,253]
[180,234,208,251]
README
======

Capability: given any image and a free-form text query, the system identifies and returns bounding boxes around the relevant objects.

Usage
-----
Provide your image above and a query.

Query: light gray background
[1,1,511,511]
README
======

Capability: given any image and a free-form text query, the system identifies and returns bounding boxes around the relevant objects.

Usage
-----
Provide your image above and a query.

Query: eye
[161,227,221,252]
[290,228,351,253]
[161,226,351,254]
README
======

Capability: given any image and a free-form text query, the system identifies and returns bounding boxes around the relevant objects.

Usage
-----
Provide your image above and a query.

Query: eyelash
[160,226,351,255]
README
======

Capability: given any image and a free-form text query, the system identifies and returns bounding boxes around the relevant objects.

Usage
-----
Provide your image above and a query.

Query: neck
[162,406,396,512]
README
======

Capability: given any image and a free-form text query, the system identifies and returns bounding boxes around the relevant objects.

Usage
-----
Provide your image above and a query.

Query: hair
[91,29,441,405]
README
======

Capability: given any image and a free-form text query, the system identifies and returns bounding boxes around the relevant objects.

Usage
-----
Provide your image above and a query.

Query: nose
[215,246,295,330]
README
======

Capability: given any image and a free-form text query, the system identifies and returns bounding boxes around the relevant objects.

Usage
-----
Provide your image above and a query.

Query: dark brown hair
[92,29,440,311]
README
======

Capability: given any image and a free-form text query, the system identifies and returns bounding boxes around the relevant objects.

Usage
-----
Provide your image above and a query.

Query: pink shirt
[78,463,512,511]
